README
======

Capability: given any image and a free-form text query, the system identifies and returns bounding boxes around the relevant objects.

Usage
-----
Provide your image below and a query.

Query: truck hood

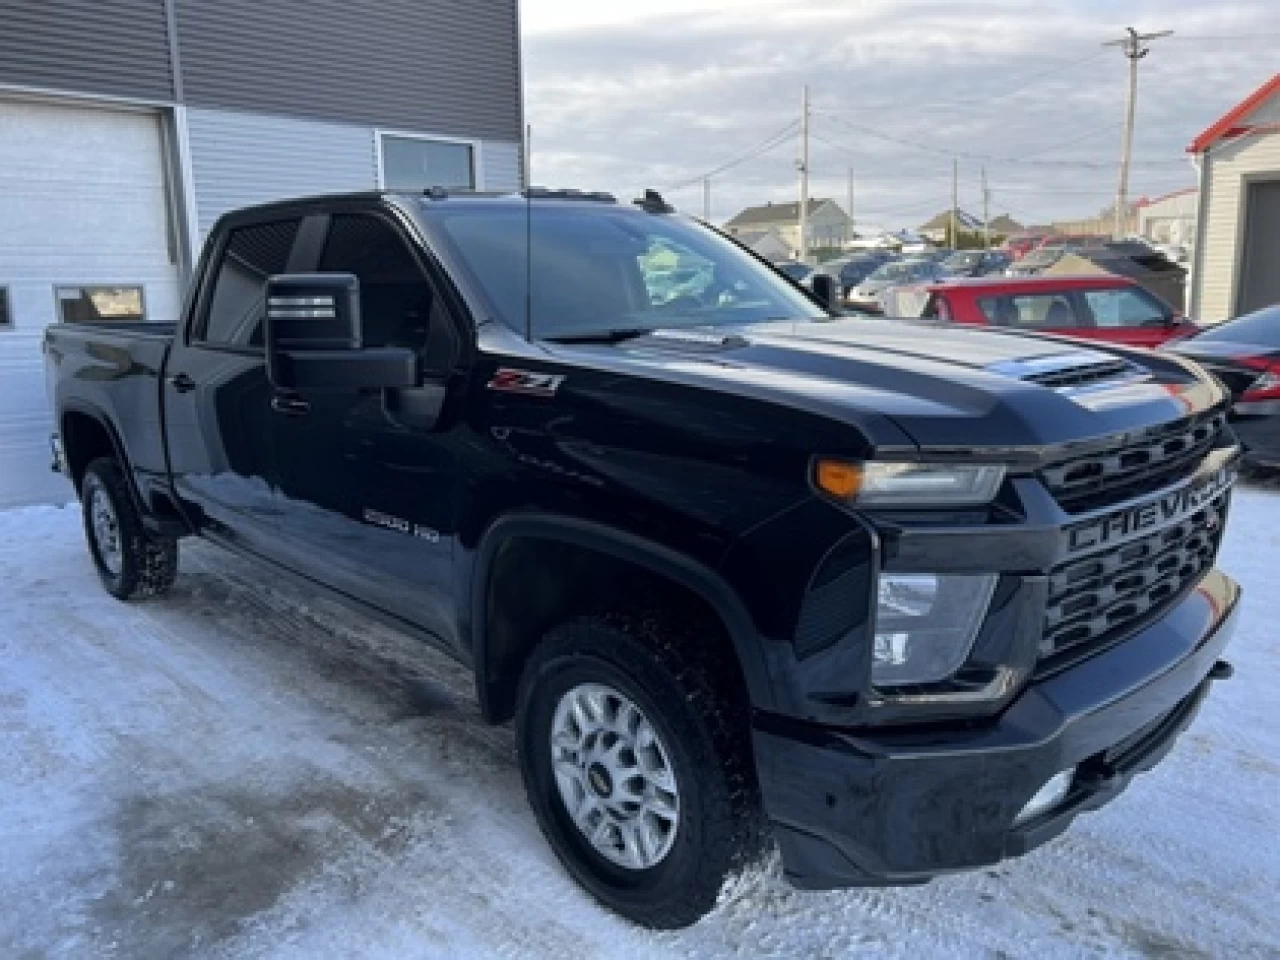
[546,319,1225,453]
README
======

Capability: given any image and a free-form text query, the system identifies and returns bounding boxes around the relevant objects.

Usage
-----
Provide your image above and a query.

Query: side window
[0,287,10,329]
[978,294,1081,329]
[319,213,458,371]
[1082,287,1167,328]
[200,219,300,347]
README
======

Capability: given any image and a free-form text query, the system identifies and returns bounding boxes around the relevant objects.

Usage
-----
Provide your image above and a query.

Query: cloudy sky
[521,0,1279,230]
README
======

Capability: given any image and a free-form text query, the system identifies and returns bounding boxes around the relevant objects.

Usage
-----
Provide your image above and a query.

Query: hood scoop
[987,351,1149,392]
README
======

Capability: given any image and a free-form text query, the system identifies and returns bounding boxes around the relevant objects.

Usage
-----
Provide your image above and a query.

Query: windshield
[943,252,981,269]
[426,203,825,338]
[866,262,915,283]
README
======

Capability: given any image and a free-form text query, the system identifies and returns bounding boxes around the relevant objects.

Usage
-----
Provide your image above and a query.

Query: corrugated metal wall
[175,0,521,142]
[0,0,174,101]
[186,109,377,236]
[187,108,523,239]
[482,142,523,193]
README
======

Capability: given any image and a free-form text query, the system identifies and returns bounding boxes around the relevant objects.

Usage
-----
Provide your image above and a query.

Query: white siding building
[0,0,523,508]
[1188,73,1280,322]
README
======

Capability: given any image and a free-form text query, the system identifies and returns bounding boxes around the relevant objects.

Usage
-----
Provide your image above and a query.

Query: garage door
[0,99,182,508]
[1237,179,1280,317]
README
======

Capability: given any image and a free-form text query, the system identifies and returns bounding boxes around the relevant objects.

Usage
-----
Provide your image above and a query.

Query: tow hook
[1209,660,1234,681]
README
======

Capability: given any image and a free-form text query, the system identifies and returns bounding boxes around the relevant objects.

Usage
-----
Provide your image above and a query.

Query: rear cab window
[197,219,302,348]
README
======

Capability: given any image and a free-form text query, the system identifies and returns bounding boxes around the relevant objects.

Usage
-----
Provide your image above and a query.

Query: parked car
[1005,244,1083,277]
[810,253,890,298]
[847,259,945,311]
[1154,242,1189,264]
[883,274,1193,348]
[1166,305,1280,469]
[774,260,813,283]
[1004,233,1046,260]
[45,188,1241,929]
[940,250,1011,277]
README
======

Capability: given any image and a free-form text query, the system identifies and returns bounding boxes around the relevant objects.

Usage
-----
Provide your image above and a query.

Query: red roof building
[1187,73,1280,320]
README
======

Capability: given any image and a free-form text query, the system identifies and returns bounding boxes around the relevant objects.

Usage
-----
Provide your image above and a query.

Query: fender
[57,398,146,514]
[468,512,778,721]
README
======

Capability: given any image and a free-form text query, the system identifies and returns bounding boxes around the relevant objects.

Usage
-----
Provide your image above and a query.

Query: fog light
[1014,769,1075,826]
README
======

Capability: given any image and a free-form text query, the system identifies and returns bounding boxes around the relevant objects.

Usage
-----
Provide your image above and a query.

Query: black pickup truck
[44,189,1241,928]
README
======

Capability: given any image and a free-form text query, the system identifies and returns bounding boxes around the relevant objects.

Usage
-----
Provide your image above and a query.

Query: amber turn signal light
[815,460,862,499]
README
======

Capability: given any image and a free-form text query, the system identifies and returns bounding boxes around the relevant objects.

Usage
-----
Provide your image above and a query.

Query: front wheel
[516,614,765,928]
[81,457,178,600]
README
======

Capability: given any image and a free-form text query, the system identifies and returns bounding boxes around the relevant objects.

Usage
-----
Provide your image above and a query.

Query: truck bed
[44,322,174,498]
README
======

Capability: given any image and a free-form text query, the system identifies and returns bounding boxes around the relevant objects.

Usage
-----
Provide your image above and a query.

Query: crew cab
[885,274,1193,348]
[44,189,1240,929]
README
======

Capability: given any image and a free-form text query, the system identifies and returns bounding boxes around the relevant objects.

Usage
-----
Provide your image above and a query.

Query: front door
[164,217,303,555]
[267,208,463,648]
[1071,286,1180,348]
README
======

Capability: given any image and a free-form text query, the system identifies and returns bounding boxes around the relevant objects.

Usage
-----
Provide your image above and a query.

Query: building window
[380,134,475,191]
[54,286,146,324]
[0,287,10,329]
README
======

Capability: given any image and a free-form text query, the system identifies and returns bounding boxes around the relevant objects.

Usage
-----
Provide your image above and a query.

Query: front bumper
[753,567,1240,889]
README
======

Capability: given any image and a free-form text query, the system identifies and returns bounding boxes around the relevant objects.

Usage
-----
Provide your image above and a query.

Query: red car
[884,274,1193,349]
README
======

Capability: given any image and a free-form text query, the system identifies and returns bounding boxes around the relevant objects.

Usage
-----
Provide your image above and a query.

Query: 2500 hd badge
[1067,463,1236,553]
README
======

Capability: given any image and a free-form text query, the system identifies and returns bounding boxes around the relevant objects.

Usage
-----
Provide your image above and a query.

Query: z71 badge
[486,368,565,397]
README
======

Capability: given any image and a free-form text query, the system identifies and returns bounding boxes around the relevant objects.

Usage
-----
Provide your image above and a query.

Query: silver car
[847,260,944,311]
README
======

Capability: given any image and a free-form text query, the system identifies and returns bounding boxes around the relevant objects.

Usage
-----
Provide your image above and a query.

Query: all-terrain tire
[81,456,178,600]
[515,612,766,929]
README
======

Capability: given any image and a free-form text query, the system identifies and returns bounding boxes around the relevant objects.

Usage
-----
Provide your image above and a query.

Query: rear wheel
[81,457,178,600]
[516,613,765,928]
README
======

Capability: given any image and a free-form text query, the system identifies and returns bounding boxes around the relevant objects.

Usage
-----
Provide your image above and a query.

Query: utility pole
[702,177,711,222]
[1105,27,1172,239]
[846,165,855,246]
[950,157,958,249]
[798,84,810,263]
[981,166,990,249]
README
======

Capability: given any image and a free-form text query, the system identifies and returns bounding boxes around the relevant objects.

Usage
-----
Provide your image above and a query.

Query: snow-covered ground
[1,487,1277,960]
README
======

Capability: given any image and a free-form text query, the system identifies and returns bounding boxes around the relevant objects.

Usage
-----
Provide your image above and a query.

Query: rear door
[266,207,465,647]
[163,217,302,554]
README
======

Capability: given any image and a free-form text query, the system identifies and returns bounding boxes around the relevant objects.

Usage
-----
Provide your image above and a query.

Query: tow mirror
[810,272,839,311]
[264,273,418,391]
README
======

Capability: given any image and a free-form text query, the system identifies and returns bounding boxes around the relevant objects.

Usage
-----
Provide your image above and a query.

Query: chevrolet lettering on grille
[1066,464,1237,554]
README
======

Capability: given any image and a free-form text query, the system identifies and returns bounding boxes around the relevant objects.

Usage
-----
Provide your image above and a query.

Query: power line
[663,120,798,191]
[814,110,1186,168]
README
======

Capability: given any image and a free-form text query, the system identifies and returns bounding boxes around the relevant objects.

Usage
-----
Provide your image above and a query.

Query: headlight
[815,460,1005,506]
[873,573,997,686]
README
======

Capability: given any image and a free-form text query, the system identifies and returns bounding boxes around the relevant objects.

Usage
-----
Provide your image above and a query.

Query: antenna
[525,185,533,341]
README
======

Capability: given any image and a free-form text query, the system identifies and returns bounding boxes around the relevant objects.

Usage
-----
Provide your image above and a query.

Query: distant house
[724,199,851,257]
[1138,189,1197,246]
[1188,72,1280,320]
[918,209,983,242]
[732,229,791,261]
[988,214,1025,237]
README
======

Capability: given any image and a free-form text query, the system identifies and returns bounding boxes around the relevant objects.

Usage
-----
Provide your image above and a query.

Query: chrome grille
[1041,411,1228,513]
[1042,494,1227,662]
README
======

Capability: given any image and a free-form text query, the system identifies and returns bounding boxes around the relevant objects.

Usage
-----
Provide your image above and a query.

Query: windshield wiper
[543,328,654,344]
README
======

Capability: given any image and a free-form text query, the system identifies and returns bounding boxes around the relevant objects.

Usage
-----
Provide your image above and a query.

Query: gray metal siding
[175,0,521,142]
[0,0,174,102]
[186,108,377,237]
[482,141,523,191]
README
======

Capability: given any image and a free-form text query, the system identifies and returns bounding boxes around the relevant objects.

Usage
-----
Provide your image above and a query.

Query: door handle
[169,372,196,393]
[271,394,311,417]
